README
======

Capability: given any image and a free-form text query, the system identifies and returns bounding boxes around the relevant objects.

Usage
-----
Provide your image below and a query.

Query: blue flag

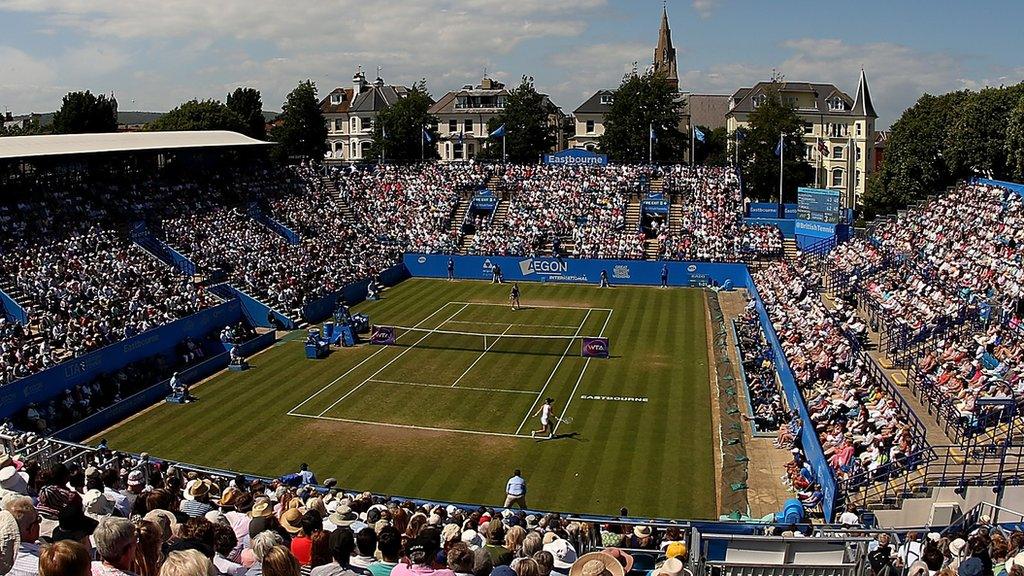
[489,124,506,138]
[694,126,706,143]
[457,132,464,144]
[774,137,783,157]
[735,130,746,141]
[649,125,657,142]
[422,128,433,144]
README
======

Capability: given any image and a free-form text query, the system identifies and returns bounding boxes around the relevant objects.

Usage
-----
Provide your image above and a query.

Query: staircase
[625,200,641,233]
[783,238,799,261]
[322,175,356,223]
[668,203,683,234]
[450,197,470,237]
[643,239,660,260]
[490,200,509,229]
[0,280,34,322]
[485,174,502,192]
[320,175,340,199]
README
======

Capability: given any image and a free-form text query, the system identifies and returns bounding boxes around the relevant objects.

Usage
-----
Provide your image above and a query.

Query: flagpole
[814,137,819,187]
[421,128,425,162]
[691,126,695,166]
[778,133,784,205]
[502,134,506,164]
[649,122,653,164]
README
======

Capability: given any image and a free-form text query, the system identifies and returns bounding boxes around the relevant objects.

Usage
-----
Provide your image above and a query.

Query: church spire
[653,6,679,91]
[852,68,877,118]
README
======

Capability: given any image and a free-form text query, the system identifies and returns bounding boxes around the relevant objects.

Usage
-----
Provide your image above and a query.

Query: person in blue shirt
[504,469,527,508]
[661,264,669,288]
[298,463,317,485]
[447,258,455,281]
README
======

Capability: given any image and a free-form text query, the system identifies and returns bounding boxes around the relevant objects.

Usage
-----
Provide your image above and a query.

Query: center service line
[552,308,613,437]
[451,324,513,387]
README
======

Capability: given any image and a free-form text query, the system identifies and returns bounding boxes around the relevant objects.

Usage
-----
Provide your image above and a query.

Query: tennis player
[509,282,521,310]
[531,397,555,438]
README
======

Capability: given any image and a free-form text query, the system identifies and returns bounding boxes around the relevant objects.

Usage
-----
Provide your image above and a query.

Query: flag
[774,136,783,157]
[489,124,506,138]
[693,126,706,143]
[422,128,433,144]
[735,130,746,141]
[457,131,464,144]
[817,139,828,157]
[382,125,387,139]
[649,125,657,142]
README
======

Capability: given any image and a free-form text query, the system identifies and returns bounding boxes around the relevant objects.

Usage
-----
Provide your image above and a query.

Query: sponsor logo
[417,256,427,264]
[611,265,630,279]
[584,340,608,355]
[686,264,697,273]
[123,333,161,353]
[482,259,493,270]
[63,356,104,378]
[22,381,44,398]
[370,326,397,345]
[580,394,649,403]
[518,259,568,276]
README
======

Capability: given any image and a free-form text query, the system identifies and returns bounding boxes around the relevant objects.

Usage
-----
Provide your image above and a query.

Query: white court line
[552,308,614,437]
[445,320,582,330]
[450,301,612,311]
[287,301,457,414]
[451,325,512,387]
[367,378,536,395]
[514,308,592,434]
[288,411,535,439]
[315,304,469,417]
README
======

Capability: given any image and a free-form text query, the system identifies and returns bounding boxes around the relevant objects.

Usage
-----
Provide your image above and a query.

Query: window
[448,119,458,134]
[805,145,814,159]
[467,143,475,159]
[360,141,371,157]
[350,141,358,158]
[856,122,862,136]
[586,120,595,134]
[600,94,614,105]
[351,117,359,132]
[330,93,342,105]
[334,119,343,132]
[833,146,843,159]
[803,122,814,134]
[752,94,767,108]
[827,97,845,111]
[464,119,473,134]
[586,144,596,152]
[454,142,464,159]
[831,168,843,187]
[855,170,862,189]
[856,146,862,162]
[785,96,797,108]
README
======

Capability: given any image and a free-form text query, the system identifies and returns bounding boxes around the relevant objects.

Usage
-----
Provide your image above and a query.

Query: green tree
[694,126,729,166]
[0,116,45,137]
[736,83,811,202]
[147,99,246,132]
[270,80,327,163]
[368,81,438,161]
[52,90,118,134]
[943,84,1024,179]
[599,70,685,163]
[482,76,555,163]
[1007,95,1024,181]
[862,90,969,216]
[226,87,267,140]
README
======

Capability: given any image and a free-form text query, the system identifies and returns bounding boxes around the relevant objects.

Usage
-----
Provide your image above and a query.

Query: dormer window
[752,94,767,108]
[330,93,342,105]
[827,96,845,111]
[600,94,614,105]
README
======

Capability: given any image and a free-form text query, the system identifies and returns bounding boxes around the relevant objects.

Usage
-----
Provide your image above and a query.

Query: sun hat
[665,542,688,559]
[280,508,303,534]
[234,492,255,513]
[217,487,240,508]
[250,500,273,519]
[462,529,483,549]
[144,509,174,542]
[127,470,145,488]
[602,548,634,572]
[568,552,626,576]
[652,557,686,576]
[0,510,18,575]
[543,539,578,570]
[0,467,28,495]
[53,504,99,542]
[188,480,211,499]
[82,489,115,521]
[949,538,968,558]
[329,505,357,527]
[632,526,651,539]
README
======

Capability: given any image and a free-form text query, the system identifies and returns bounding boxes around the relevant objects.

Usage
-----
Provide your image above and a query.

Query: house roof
[728,81,860,116]
[851,69,878,119]
[319,88,355,114]
[0,130,270,160]
[686,94,730,130]
[574,90,615,115]
[350,84,410,113]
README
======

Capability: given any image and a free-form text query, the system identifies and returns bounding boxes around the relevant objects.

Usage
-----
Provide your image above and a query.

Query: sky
[1,0,1023,128]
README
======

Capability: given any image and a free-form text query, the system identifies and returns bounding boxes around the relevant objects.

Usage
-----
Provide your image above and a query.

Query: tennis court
[288,301,614,437]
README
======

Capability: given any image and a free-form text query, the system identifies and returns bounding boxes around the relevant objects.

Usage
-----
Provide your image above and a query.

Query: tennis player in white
[531,397,555,438]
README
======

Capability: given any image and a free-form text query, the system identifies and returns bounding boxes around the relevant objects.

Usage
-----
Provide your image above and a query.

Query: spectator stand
[131,220,198,276]
[0,284,27,325]
[247,202,301,244]
[208,283,296,330]
[731,317,785,437]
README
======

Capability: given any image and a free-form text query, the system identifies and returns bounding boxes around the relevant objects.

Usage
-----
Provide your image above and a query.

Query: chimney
[353,66,367,94]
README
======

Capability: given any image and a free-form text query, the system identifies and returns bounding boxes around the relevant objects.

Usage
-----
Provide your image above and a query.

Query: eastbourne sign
[543,149,608,166]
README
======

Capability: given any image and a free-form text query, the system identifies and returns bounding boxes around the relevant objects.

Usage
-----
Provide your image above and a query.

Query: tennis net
[369,325,609,358]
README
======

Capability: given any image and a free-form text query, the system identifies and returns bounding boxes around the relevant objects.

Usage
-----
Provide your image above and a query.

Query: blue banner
[794,219,838,238]
[299,264,409,325]
[797,187,842,224]
[0,287,28,325]
[641,193,669,214]
[471,189,498,211]
[543,149,608,167]
[405,254,749,288]
[972,177,1024,197]
[0,300,242,420]
[748,203,780,219]
[783,203,798,220]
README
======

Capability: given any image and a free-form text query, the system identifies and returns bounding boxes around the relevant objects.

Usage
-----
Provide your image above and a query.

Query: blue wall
[0,300,243,420]
[744,217,796,237]
[973,177,1024,197]
[0,288,27,325]
[405,254,750,287]
[300,263,410,324]
[214,285,295,330]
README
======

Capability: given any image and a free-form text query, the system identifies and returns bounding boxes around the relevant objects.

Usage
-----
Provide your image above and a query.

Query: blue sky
[1,0,1022,128]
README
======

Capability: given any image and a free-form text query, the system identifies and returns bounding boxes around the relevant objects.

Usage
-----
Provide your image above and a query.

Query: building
[725,69,878,207]
[428,76,566,162]
[568,7,730,158]
[320,67,416,162]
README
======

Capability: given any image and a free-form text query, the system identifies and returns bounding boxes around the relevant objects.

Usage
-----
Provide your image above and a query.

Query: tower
[653,6,679,91]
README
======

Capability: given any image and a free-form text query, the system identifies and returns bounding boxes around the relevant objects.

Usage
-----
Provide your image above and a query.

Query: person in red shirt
[288,510,323,566]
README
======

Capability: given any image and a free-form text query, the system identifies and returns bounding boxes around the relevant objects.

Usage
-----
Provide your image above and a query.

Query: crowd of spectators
[754,260,920,482]
[0,433,695,576]
[658,166,782,262]
[734,305,787,433]
[865,524,1024,576]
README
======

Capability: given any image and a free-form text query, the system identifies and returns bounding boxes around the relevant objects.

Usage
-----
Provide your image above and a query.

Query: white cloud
[0,45,60,113]
[691,0,719,19]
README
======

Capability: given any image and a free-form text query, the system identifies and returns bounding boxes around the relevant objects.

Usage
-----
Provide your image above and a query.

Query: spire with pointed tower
[852,68,877,118]
[653,5,679,91]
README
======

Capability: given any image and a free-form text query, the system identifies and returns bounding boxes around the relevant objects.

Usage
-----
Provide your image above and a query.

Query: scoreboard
[797,187,842,224]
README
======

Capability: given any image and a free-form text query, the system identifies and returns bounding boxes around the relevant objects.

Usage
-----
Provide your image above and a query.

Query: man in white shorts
[531,397,555,438]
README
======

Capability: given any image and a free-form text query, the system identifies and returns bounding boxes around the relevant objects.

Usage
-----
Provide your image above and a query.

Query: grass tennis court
[96,279,718,518]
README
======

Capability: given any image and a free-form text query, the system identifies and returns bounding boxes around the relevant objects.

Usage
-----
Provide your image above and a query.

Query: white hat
[0,467,28,495]
[543,538,578,570]
[0,510,19,574]
[461,529,482,549]
[652,557,685,576]
[83,489,115,520]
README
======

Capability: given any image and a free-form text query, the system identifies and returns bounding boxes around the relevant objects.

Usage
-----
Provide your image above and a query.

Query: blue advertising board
[748,203,780,219]
[471,189,498,211]
[797,187,842,224]
[543,148,608,167]
[641,193,669,214]
[404,254,749,288]
[973,177,1024,198]
[0,287,28,325]
[794,219,838,238]
[783,203,798,220]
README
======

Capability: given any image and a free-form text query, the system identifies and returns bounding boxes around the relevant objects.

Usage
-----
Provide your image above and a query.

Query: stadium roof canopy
[0,130,271,160]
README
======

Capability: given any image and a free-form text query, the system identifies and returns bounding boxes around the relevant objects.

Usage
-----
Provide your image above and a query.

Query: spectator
[367,526,402,576]
[6,496,40,576]
[160,548,217,576]
[39,540,92,576]
[262,545,302,576]
[93,517,139,576]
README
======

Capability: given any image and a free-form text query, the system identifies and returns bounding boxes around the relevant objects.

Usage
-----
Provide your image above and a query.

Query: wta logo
[581,337,610,358]
[518,258,568,276]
